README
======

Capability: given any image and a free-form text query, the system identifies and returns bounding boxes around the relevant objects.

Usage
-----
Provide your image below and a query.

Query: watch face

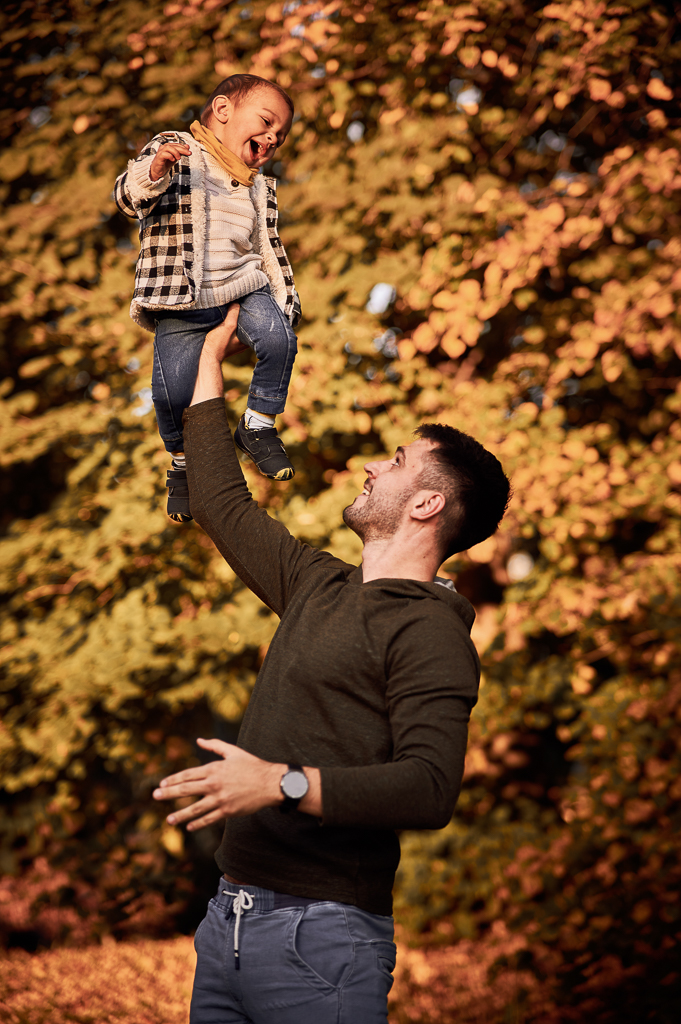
[282,770,308,800]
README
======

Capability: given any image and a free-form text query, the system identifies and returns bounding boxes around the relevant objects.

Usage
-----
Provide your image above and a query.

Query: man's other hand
[152,739,322,829]
[153,738,283,830]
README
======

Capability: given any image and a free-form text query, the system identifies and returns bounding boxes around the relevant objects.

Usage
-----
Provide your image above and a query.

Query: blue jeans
[151,286,297,452]
[190,880,396,1024]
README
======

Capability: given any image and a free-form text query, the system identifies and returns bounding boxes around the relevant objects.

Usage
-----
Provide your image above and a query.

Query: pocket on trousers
[193,898,219,952]
[291,904,354,990]
[374,939,397,978]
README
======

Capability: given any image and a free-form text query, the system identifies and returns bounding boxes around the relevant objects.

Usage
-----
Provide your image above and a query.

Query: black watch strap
[279,764,309,814]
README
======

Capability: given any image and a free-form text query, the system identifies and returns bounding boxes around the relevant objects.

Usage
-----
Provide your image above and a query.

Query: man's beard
[342,486,415,542]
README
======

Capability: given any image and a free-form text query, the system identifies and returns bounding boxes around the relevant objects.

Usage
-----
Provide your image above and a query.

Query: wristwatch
[279,764,309,813]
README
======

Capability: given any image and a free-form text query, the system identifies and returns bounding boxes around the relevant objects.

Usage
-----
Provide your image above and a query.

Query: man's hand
[153,738,322,830]
[153,739,284,830]
[149,142,192,181]
[190,304,246,406]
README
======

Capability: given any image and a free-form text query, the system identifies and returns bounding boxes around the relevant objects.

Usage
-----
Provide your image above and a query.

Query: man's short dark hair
[414,423,511,559]
[200,74,294,126]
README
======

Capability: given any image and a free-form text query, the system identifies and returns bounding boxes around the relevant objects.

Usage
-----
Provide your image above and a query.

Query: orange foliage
[0,936,196,1024]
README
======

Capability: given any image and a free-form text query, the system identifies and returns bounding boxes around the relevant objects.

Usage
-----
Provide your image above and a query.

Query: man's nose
[363,458,387,476]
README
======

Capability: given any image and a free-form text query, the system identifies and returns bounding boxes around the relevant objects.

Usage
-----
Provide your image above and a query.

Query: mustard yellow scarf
[190,121,258,188]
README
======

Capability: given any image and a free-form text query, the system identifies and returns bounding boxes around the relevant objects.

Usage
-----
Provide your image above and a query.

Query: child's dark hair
[414,423,511,558]
[200,74,294,126]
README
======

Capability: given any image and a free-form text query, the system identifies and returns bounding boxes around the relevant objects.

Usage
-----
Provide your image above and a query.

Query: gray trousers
[190,880,396,1023]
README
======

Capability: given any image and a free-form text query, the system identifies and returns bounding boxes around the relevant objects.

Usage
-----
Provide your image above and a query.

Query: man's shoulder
[368,581,475,651]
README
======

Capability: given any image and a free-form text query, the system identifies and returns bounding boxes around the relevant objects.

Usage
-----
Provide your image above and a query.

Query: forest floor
[0,928,548,1023]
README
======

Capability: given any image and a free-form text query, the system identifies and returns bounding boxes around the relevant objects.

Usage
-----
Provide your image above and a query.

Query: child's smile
[249,138,269,163]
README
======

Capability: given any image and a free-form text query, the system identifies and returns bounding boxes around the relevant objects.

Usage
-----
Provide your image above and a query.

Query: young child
[114,74,301,522]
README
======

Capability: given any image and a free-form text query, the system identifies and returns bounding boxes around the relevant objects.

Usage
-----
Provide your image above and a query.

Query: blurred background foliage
[0,0,680,1020]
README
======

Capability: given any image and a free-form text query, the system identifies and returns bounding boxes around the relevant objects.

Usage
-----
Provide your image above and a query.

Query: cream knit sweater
[130,147,268,309]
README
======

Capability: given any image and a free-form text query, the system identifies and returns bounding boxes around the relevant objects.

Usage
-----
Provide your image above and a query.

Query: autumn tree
[1,1,680,1019]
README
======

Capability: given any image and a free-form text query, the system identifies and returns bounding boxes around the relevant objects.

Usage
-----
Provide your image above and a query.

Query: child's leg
[152,308,225,521]
[233,286,298,480]
[236,286,298,422]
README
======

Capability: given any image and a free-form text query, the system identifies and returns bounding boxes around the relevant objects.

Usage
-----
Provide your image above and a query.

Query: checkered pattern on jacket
[113,132,301,328]
[263,180,301,328]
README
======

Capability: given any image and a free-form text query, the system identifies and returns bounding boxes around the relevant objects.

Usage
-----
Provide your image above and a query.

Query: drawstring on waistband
[222,888,254,969]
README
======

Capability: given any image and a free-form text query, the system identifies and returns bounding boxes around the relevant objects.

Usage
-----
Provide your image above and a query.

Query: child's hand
[149,142,191,181]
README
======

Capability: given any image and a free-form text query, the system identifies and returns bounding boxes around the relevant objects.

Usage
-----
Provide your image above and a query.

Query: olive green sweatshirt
[184,399,480,915]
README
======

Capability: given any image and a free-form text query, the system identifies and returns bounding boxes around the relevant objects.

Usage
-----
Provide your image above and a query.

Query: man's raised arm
[184,307,327,618]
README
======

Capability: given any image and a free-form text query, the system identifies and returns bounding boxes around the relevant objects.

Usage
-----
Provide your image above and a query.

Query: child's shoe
[234,415,295,481]
[166,464,192,523]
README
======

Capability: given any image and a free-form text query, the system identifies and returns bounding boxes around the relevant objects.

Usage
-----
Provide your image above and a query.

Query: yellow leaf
[458,46,480,69]
[458,279,481,304]
[456,181,476,203]
[160,825,184,858]
[647,78,673,102]
[379,107,406,125]
[355,411,372,434]
[468,536,496,563]
[440,331,467,359]
[574,339,599,359]
[589,79,611,102]
[413,322,438,353]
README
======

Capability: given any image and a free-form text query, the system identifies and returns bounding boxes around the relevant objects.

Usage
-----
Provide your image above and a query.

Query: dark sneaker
[166,466,192,523]
[234,415,295,481]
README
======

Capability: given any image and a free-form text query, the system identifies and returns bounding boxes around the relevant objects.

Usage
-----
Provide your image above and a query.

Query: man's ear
[410,490,445,522]
[211,95,233,124]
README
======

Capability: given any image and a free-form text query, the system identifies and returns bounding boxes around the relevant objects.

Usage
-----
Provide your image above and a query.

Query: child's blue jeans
[151,285,297,453]
[190,880,396,1024]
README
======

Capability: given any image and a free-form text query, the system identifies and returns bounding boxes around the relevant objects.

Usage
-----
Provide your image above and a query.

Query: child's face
[210,87,292,168]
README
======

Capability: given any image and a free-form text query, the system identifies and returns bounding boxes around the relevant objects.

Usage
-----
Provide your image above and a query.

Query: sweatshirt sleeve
[183,398,343,617]
[319,609,479,830]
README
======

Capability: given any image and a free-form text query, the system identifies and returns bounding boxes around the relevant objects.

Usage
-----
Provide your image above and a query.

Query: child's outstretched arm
[149,142,191,181]
[113,134,192,219]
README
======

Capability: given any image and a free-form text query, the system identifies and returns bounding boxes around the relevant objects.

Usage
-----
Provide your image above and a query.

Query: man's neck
[360,535,442,584]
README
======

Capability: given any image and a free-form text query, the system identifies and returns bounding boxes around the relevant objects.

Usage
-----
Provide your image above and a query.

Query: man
[153,307,510,1023]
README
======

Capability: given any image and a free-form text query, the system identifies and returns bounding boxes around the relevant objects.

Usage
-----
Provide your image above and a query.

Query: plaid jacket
[113,131,301,332]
